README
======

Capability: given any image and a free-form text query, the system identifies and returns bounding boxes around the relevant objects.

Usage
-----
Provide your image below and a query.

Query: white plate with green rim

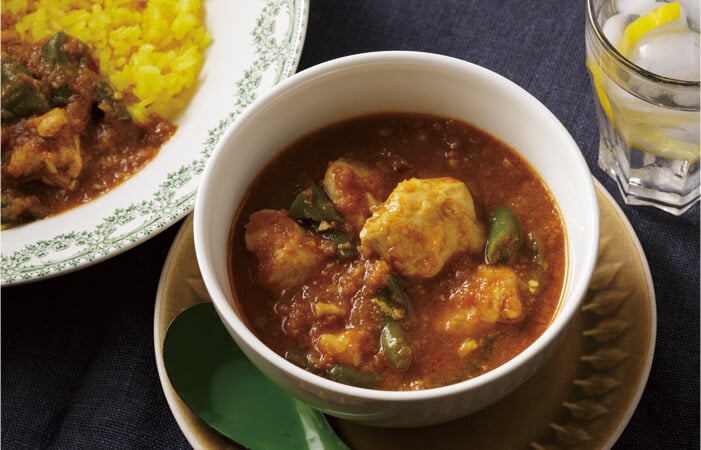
[1,0,309,286]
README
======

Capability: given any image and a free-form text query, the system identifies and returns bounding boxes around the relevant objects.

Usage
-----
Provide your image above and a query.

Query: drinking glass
[585,0,700,215]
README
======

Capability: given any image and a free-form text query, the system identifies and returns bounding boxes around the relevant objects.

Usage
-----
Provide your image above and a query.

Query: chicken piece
[322,158,385,232]
[5,132,82,190]
[316,329,367,367]
[4,107,84,189]
[244,209,335,291]
[34,107,69,137]
[359,177,486,278]
[6,139,82,189]
[438,265,526,336]
[314,302,347,318]
[458,338,480,357]
[471,265,525,324]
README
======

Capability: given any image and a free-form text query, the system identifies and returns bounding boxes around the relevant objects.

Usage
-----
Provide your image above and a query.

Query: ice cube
[615,0,658,14]
[630,28,701,81]
[602,13,632,47]
[679,0,700,31]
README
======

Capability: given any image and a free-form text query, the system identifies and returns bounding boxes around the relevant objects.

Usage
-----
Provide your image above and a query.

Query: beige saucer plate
[154,180,656,450]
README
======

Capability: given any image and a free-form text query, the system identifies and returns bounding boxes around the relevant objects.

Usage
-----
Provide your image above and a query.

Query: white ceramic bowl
[194,51,600,428]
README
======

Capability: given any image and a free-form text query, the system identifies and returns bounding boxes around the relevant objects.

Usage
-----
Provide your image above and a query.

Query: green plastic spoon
[163,302,349,450]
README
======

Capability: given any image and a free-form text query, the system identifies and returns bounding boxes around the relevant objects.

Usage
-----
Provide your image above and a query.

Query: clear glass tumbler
[585,0,700,215]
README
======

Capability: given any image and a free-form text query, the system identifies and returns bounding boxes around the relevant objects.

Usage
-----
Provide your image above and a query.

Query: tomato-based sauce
[1,31,175,227]
[229,113,566,390]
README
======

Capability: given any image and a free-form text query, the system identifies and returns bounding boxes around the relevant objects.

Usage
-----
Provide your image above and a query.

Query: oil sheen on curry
[230,113,566,391]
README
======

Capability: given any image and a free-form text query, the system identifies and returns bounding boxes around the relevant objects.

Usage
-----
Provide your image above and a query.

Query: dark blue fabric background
[2,1,699,448]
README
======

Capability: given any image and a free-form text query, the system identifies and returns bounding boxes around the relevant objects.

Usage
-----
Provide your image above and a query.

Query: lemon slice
[587,2,682,122]
[586,59,614,121]
[617,1,681,56]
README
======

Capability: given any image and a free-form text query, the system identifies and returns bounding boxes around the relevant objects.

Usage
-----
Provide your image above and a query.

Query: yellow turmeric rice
[2,0,212,122]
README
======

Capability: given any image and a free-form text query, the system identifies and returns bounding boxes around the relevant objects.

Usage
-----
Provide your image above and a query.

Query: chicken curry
[1,31,175,227]
[230,113,566,390]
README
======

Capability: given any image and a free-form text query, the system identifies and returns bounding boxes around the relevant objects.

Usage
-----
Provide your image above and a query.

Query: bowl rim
[194,50,600,402]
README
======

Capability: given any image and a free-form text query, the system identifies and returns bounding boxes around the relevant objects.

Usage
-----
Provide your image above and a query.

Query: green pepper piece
[41,33,129,120]
[485,206,523,264]
[0,57,52,121]
[289,184,358,257]
[288,184,344,224]
[95,76,131,121]
[385,274,409,306]
[326,364,381,388]
[41,31,86,65]
[380,316,413,371]
[41,32,70,63]
[320,228,358,258]
[48,85,72,105]
[284,348,309,369]
[372,274,409,320]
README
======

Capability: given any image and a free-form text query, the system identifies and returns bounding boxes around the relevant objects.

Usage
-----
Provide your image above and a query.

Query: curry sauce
[230,113,566,390]
[1,31,175,227]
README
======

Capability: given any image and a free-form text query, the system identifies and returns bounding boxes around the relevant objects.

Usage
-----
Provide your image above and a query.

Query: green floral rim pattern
[1,0,308,285]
